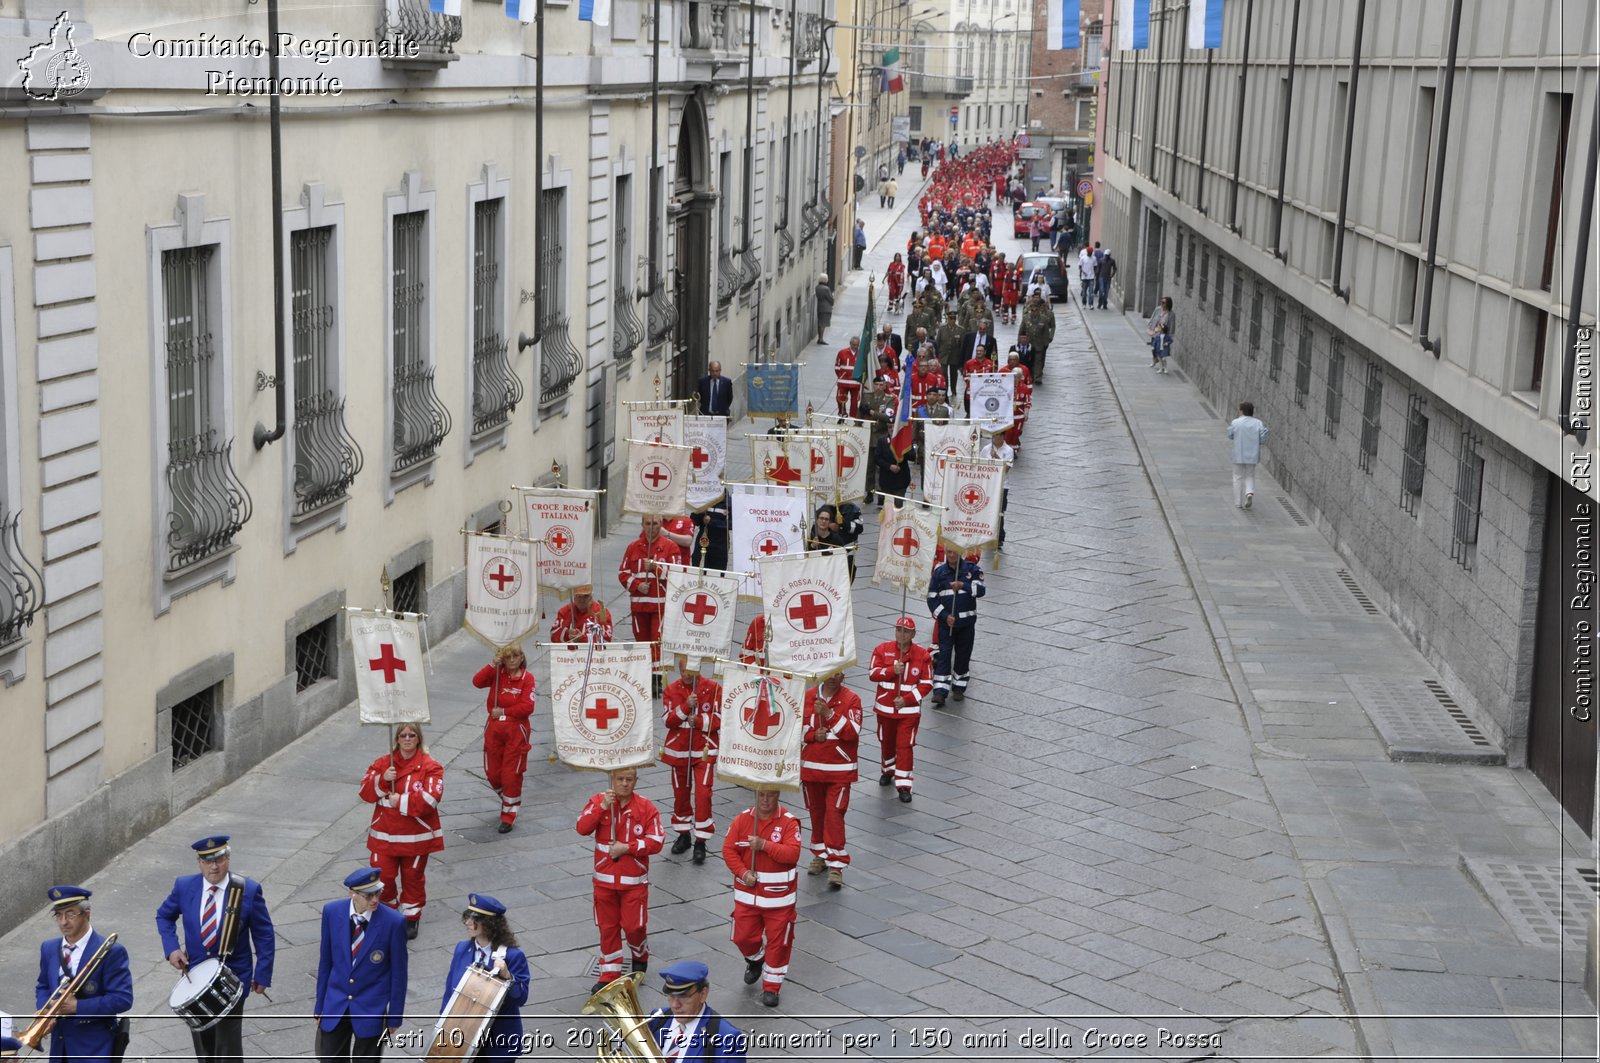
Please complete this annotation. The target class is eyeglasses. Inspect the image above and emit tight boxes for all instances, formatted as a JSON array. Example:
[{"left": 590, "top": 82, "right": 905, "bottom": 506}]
[{"left": 397, "top": 733, "right": 420, "bottom": 740}]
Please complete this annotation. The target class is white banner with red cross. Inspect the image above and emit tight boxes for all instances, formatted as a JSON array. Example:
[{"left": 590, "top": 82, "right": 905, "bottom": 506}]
[
  {"left": 550, "top": 642, "right": 656, "bottom": 770},
  {"left": 757, "top": 550, "right": 857, "bottom": 676},
  {"left": 748, "top": 435, "right": 811, "bottom": 491},
  {"left": 349, "top": 610, "right": 431, "bottom": 725},
  {"left": 921, "top": 420, "right": 979, "bottom": 501},
  {"left": 659, "top": 565, "right": 741, "bottom": 663},
  {"left": 683, "top": 415, "right": 728, "bottom": 511},
  {"left": 714, "top": 663, "right": 805, "bottom": 792},
  {"left": 463, "top": 532, "right": 541, "bottom": 648},
  {"left": 810, "top": 413, "right": 873, "bottom": 503},
  {"left": 939, "top": 455, "right": 1008, "bottom": 552},
  {"left": 873, "top": 499, "right": 942, "bottom": 597},
  {"left": 623, "top": 439, "right": 692, "bottom": 516},
  {"left": 519, "top": 487, "right": 598, "bottom": 593},
  {"left": 967, "top": 372, "right": 1016, "bottom": 434},
  {"left": 727, "top": 483, "right": 809, "bottom": 599},
  {"left": 788, "top": 430, "right": 840, "bottom": 500},
  {"left": 627, "top": 405, "right": 685, "bottom": 447}
]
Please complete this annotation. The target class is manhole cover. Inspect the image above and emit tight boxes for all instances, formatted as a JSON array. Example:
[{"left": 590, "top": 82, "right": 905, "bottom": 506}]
[
  {"left": 1344, "top": 675, "right": 1505, "bottom": 764},
  {"left": 1461, "top": 856, "right": 1596, "bottom": 950},
  {"left": 1278, "top": 569, "right": 1376, "bottom": 619}
]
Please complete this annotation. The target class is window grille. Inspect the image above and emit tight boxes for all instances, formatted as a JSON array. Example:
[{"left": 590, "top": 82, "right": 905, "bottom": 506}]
[
  {"left": 537, "top": 189, "right": 581, "bottom": 404},
  {"left": 1247, "top": 286, "right": 1263, "bottom": 359},
  {"left": 1450, "top": 429, "right": 1484, "bottom": 568},
  {"left": 391, "top": 210, "right": 450, "bottom": 470},
  {"left": 1185, "top": 237, "right": 1195, "bottom": 295},
  {"left": 1174, "top": 229, "right": 1184, "bottom": 280},
  {"left": 1199, "top": 248, "right": 1209, "bottom": 304},
  {"left": 1324, "top": 338, "right": 1345, "bottom": 439},
  {"left": 0, "top": 506, "right": 43, "bottom": 646},
  {"left": 392, "top": 563, "right": 424, "bottom": 615},
  {"left": 291, "top": 227, "right": 363, "bottom": 515},
  {"left": 471, "top": 199, "right": 523, "bottom": 434},
  {"left": 1269, "top": 296, "right": 1286, "bottom": 381},
  {"left": 1358, "top": 361, "right": 1382, "bottom": 473},
  {"left": 1293, "top": 312, "right": 1313, "bottom": 407},
  {"left": 1229, "top": 268, "right": 1243, "bottom": 340},
  {"left": 171, "top": 683, "right": 219, "bottom": 769},
  {"left": 1401, "top": 394, "right": 1428, "bottom": 513},
  {"left": 294, "top": 615, "right": 336, "bottom": 692},
  {"left": 1213, "top": 258, "right": 1226, "bottom": 322}
]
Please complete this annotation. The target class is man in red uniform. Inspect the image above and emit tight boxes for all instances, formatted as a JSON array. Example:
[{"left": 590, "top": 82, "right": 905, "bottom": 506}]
[
  {"left": 619, "top": 515, "right": 682, "bottom": 683},
  {"left": 660, "top": 657, "right": 723, "bottom": 865},
  {"left": 473, "top": 645, "right": 537, "bottom": 832},
  {"left": 868, "top": 617, "right": 935, "bottom": 802},
  {"left": 721, "top": 787, "right": 801, "bottom": 1008},
  {"left": 550, "top": 583, "right": 615, "bottom": 644},
  {"left": 739, "top": 615, "right": 767, "bottom": 667},
  {"left": 576, "top": 767, "right": 664, "bottom": 994},
  {"left": 801, "top": 672, "right": 863, "bottom": 889},
  {"left": 834, "top": 337, "right": 862, "bottom": 417}
]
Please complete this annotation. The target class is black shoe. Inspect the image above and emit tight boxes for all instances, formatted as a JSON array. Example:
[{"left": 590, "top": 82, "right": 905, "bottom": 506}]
[
  {"left": 931, "top": 691, "right": 947, "bottom": 707},
  {"left": 591, "top": 980, "right": 608, "bottom": 995},
  {"left": 879, "top": 772, "right": 893, "bottom": 787},
  {"left": 744, "top": 959, "right": 763, "bottom": 985},
  {"left": 898, "top": 790, "right": 913, "bottom": 803},
  {"left": 405, "top": 920, "right": 419, "bottom": 941},
  {"left": 692, "top": 840, "right": 707, "bottom": 865},
  {"left": 952, "top": 688, "right": 965, "bottom": 702},
  {"left": 761, "top": 990, "right": 781, "bottom": 1007},
  {"left": 671, "top": 833, "right": 693, "bottom": 855},
  {"left": 633, "top": 959, "right": 648, "bottom": 974},
  {"left": 497, "top": 821, "right": 513, "bottom": 834}
]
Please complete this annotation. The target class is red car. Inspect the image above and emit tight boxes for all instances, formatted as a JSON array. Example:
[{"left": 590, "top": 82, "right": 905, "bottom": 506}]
[{"left": 1013, "top": 202, "right": 1052, "bottom": 239}]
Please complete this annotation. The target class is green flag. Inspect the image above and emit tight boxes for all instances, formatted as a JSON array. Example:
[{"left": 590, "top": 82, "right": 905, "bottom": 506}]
[
  {"left": 854, "top": 281, "right": 875, "bottom": 385},
  {"left": 882, "top": 47, "right": 900, "bottom": 66}
]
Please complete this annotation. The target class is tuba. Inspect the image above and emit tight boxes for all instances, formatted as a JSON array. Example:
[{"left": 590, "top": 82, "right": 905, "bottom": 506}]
[{"left": 580, "top": 974, "right": 667, "bottom": 1062}]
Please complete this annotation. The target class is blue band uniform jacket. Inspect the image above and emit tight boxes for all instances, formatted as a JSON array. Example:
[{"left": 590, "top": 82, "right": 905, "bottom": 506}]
[
  {"left": 439, "top": 941, "right": 531, "bottom": 1061},
  {"left": 155, "top": 872, "right": 276, "bottom": 989},
  {"left": 645, "top": 1005, "right": 747, "bottom": 1062},
  {"left": 314, "top": 900, "right": 409, "bottom": 1038},
  {"left": 34, "top": 931, "right": 133, "bottom": 1063}
]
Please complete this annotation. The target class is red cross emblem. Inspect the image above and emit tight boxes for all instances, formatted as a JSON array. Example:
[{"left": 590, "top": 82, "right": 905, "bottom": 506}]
[
  {"left": 585, "top": 697, "right": 621, "bottom": 731},
  {"left": 682, "top": 593, "right": 718, "bottom": 627},
  {"left": 836, "top": 445, "right": 857, "bottom": 473},
  {"left": 488, "top": 564, "right": 515, "bottom": 591},
  {"left": 810, "top": 448, "right": 827, "bottom": 472},
  {"left": 547, "top": 525, "right": 574, "bottom": 555},
  {"left": 483, "top": 557, "right": 520, "bottom": 599},
  {"left": 742, "top": 689, "right": 783, "bottom": 739},
  {"left": 641, "top": 462, "right": 672, "bottom": 490},
  {"left": 765, "top": 455, "right": 802, "bottom": 486},
  {"left": 786, "top": 592, "right": 831, "bottom": 633},
  {"left": 690, "top": 446, "right": 712, "bottom": 471},
  {"left": 754, "top": 534, "right": 785, "bottom": 557},
  {"left": 892, "top": 528, "right": 920, "bottom": 556},
  {"left": 957, "top": 482, "right": 988, "bottom": 513},
  {"left": 368, "top": 644, "right": 407, "bottom": 684}
]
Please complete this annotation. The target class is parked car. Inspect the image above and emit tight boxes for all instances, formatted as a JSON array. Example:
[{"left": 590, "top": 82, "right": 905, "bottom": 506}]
[
  {"left": 1035, "top": 194, "right": 1073, "bottom": 232},
  {"left": 1017, "top": 251, "right": 1072, "bottom": 303},
  {"left": 1013, "top": 201, "right": 1053, "bottom": 238}
]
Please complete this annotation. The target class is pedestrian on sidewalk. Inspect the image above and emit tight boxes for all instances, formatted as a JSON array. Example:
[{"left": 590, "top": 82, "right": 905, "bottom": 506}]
[
  {"left": 886, "top": 177, "right": 898, "bottom": 209},
  {"left": 1097, "top": 249, "right": 1117, "bottom": 309},
  {"left": 359, "top": 726, "right": 445, "bottom": 935},
  {"left": 474, "top": 646, "right": 536, "bottom": 833},
  {"left": 814, "top": 272, "right": 833, "bottom": 344},
  {"left": 852, "top": 220, "right": 867, "bottom": 270},
  {"left": 1147, "top": 296, "right": 1175, "bottom": 372},
  {"left": 1078, "top": 245, "right": 1097, "bottom": 305},
  {"left": 576, "top": 767, "right": 663, "bottom": 992},
  {"left": 1228, "top": 401, "right": 1269, "bottom": 510},
  {"left": 878, "top": 176, "right": 890, "bottom": 209},
  {"left": 441, "top": 894, "right": 531, "bottom": 1061},
  {"left": 897, "top": 147, "right": 907, "bottom": 174}
]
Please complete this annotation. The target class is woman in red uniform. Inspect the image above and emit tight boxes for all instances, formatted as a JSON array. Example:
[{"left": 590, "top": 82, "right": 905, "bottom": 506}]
[
  {"left": 473, "top": 644, "right": 537, "bottom": 834},
  {"left": 359, "top": 724, "right": 445, "bottom": 937},
  {"left": 999, "top": 257, "right": 1020, "bottom": 325},
  {"left": 886, "top": 253, "right": 906, "bottom": 313}
]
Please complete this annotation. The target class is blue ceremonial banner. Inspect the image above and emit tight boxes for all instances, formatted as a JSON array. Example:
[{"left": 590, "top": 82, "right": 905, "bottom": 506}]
[
  {"left": 1132, "top": 0, "right": 1151, "bottom": 49},
  {"left": 429, "top": 0, "right": 462, "bottom": 13},
  {"left": 1188, "top": 0, "right": 1224, "bottom": 49},
  {"left": 745, "top": 363, "right": 802, "bottom": 419},
  {"left": 1047, "top": 0, "right": 1081, "bottom": 51},
  {"left": 579, "top": 0, "right": 612, "bottom": 24},
  {"left": 505, "top": 0, "right": 535, "bottom": 22}
]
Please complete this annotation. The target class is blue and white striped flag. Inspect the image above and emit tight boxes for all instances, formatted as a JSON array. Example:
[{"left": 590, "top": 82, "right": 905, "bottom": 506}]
[
  {"left": 505, "top": 0, "right": 535, "bottom": 23},
  {"left": 1046, "top": 0, "right": 1081, "bottom": 50},
  {"left": 1116, "top": 0, "right": 1151, "bottom": 50},
  {"left": 579, "top": 0, "right": 611, "bottom": 26},
  {"left": 1188, "top": 0, "right": 1224, "bottom": 48},
  {"left": 429, "top": 0, "right": 463, "bottom": 14}
]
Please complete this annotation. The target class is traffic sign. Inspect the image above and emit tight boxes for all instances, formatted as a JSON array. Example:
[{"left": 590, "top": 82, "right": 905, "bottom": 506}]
[
  {"left": 1077, "top": 179, "right": 1093, "bottom": 197},
  {"left": 1082, "top": 191, "right": 1094, "bottom": 206}
]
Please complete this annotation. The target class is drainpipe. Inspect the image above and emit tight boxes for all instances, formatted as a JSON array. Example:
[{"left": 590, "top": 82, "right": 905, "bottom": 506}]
[
  {"left": 1196, "top": 52, "right": 1213, "bottom": 214},
  {"left": 1330, "top": 0, "right": 1368, "bottom": 302},
  {"left": 252, "top": 0, "right": 287, "bottom": 450},
  {"left": 1168, "top": 0, "right": 1187, "bottom": 193},
  {"left": 1226, "top": 0, "right": 1254, "bottom": 232},
  {"left": 1270, "top": 0, "right": 1302, "bottom": 258},
  {"left": 1417, "top": 0, "right": 1464, "bottom": 355}
]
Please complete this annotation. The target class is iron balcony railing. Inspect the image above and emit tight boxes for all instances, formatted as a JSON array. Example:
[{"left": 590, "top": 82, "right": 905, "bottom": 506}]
[
  {"left": 738, "top": 244, "right": 761, "bottom": 291},
  {"left": 392, "top": 361, "right": 452, "bottom": 471},
  {"left": 0, "top": 505, "right": 43, "bottom": 647},
  {"left": 907, "top": 72, "right": 974, "bottom": 98},
  {"left": 717, "top": 243, "right": 739, "bottom": 305},
  {"left": 166, "top": 430, "right": 254, "bottom": 572},
  {"left": 378, "top": 0, "right": 461, "bottom": 65},
  {"left": 538, "top": 313, "right": 582, "bottom": 406},
  {"left": 647, "top": 273, "right": 678, "bottom": 345},
  {"left": 293, "top": 389, "right": 364, "bottom": 516},
  {"left": 471, "top": 331, "right": 524, "bottom": 434},
  {"left": 613, "top": 283, "right": 645, "bottom": 364},
  {"left": 776, "top": 225, "right": 796, "bottom": 269}
]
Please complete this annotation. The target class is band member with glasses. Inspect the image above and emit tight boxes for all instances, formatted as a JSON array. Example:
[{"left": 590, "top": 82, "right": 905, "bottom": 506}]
[{"left": 439, "top": 894, "right": 530, "bottom": 1062}]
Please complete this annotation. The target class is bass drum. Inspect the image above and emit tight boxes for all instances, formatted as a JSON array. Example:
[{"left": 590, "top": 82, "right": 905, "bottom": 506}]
[
  {"left": 427, "top": 966, "right": 509, "bottom": 1062},
  {"left": 168, "top": 958, "right": 245, "bottom": 1032}
]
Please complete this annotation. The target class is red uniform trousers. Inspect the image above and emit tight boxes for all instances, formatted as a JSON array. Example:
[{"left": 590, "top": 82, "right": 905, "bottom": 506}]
[
  {"left": 369, "top": 852, "right": 430, "bottom": 922},
  {"left": 592, "top": 884, "right": 650, "bottom": 982},
  {"left": 668, "top": 761, "right": 717, "bottom": 840},
  {"left": 802, "top": 781, "right": 853, "bottom": 868},
  {"left": 876, "top": 713, "right": 921, "bottom": 792},
  {"left": 731, "top": 903, "right": 797, "bottom": 993},
  {"left": 631, "top": 608, "right": 663, "bottom": 666},
  {"left": 483, "top": 717, "right": 530, "bottom": 824}
]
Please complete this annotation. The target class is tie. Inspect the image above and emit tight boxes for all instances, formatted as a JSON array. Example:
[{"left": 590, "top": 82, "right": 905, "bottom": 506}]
[
  {"left": 60, "top": 942, "right": 74, "bottom": 977},
  {"left": 476, "top": 947, "right": 490, "bottom": 970},
  {"left": 350, "top": 916, "right": 366, "bottom": 959},
  {"left": 200, "top": 886, "right": 220, "bottom": 950}
]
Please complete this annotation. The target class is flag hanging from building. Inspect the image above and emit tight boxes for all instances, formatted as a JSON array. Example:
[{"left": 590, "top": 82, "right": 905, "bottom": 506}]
[
  {"left": 873, "top": 500, "right": 941, "bottom": 598},
  {"left": 1047, "top": 0, "right": 1081, "bottom": 50},
  {"left": 350, "top": 610, "right": 431, "bottom": 725},
  {"left": 578, "top": 0, "right": 612, "bottom": 26},
  {"left": 1117, "top": 0, "right": 1151, "bottom": 49},
  {"left": 880, "top": 47, "right": 904, "bottom": 93},
  {"left": 623, "top": 440, "right": 692, "bottom": 515},
  {"left": 464, "top": 532, "right": 540, "bottom": 648},
  {"left": 745, "top": 363, "right": 802, "bottom": 419},
  {"left": 759, "top": 551, "right": 857, "bottom": 676},
  {"left": 1188, "top": 0, "right": 1224, "bottom": 49},
  {"left": 504, "top": 0, "right": 535, "bottom": 23},
  {"left": 727, "top": 483, "right": 809, "bottom": 598},
  {"left": 550, "top": 642, "right": 655, "bottom": 770},
  {"left": 429, "top": 0, "right": 463, "bottom": 14},
  {"left": 716, "top": 664, "right": 806, "bottom": 792},
  {"left": 521, "top": 487, "right": 597, "bottom": 592},
  {"left": 660, "top": 566, "right": 741, "bottom": 663},
  {"left": 683, "top": 415, "right": 728, "bottom": 511},
  {"left": 922, "top": 420, "right": 979, "bottom": 501},
  {"left": 939, "top": 456, "right": 1008, "bottom": 553}
]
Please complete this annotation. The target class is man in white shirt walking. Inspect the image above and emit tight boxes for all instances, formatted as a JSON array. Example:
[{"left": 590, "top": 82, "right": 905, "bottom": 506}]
[{"left": 1228, "top": 402, "right": 1269, "bottom": 509}]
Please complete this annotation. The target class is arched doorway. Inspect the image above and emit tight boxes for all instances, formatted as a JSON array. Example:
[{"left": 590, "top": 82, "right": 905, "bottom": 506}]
[{"left": 671, "top": 96, "right": 714, "bottom": 401}]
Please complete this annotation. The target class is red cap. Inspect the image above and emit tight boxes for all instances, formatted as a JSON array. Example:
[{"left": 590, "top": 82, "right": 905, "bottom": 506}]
[{"left": 894, "top": 617, "right": 917, "bottom": 633}]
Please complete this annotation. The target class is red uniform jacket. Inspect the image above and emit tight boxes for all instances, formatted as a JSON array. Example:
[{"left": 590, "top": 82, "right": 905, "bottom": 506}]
[
  {"left": 660, "top": 677, "right": 723, "bottom": 765},
  {"left": 473, "top": 665, "right": 536, "bottom": 722},
  {"left": 722, "top": 806, "right": 803, "bottom": 910},
  {"left": 576, "top": 793, "right": 664, "bottom": 889},
  {"left": 868, "top": 641, "right": 935, "bottom": 717},
  {"left": 360, "top": 751, "right": 445, "bottom": 855},
  {"left": 619, "top": 533, "right": 682, "bottom": 614},
  {"left": 550, "top": 601, "right": 615, "bottom": 644},
  {"left": 739, "top": 615, "right": 767, "bottom": 666},
  {"left": 801, "top": 685, "right": 863, "bottom": 783}
]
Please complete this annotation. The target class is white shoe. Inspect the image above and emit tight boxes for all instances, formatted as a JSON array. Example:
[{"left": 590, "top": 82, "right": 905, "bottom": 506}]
[{"left": 1244, "top": 493, "right": 1253, "bottom": 509}]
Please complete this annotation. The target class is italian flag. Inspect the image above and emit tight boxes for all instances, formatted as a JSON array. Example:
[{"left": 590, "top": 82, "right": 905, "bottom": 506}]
[{"left": 881, "top": 48, "right": 904, "bottom": 94}]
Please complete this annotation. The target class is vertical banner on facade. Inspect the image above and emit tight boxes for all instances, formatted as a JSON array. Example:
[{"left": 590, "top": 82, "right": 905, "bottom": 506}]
[
  {"left": 623, "top": 439, "right": 692, "bottom": 516},
  {"left": 683, "top": 415, "right": 728, "bottom": 511},
  {"left": 811, "top": 413, "right": 871, "bottom": 502},
  {"left": 749, "top": 435, "right": 810, "bottom": 490},
  {"left": 715, "top": 664, "right": 805, "bottom": 792},
  {"left": 463, "top": 532, "right": 541, "bottom": 648},
  {"left": 873, "top": 501, "right": 942, "bottom": 597},
  {"left": 758, "top": 551, "right": 857, "bottom": 676},
  {"left": 967, "top": 372, "right": 1016, "bottom": 434},
  {"left": 660, "top": 566, "right": 741, "bottom": 662},
  {"left": 520, "top": 488, "right": 597, "bottom": 592},
  {"left": 744, "top": 363, "right": 802, "bottom": 419},
  {"left": 349, "top": 611, "right": 431, "bottom": 725},
  {"left": 939, "top": 457, "right": 1008, "bottom": 553},
  {"left": 549, "top": 642, "right": 655, "bottom": 770},
  {"left": 627, "top": 405, "right": 685, "bottom": 447},
  {"left": 921, "top": 420, "right": 980, "bottom": 501},
  {"left": 727, "top": 483, "right": 809, "bottom": 599}
]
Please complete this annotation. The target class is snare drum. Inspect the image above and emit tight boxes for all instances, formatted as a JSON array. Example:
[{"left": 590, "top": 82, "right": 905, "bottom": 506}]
[
  {"left": 168, "top": 958, "right": 245, "bottom": 1032},
  {"left": 426, "top": 966, "right": 508, "bottom": 1062}
]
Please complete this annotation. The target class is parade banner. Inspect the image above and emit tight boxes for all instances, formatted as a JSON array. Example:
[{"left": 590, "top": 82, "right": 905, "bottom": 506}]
[
  {"left": 749, "top": 435, "right": 809, "bottom": 490},
  {"left": 790, "top": 431, "right": 839, "bottom": 500},
  {"left": 939, "top": 456, "right": 1008, "bottom": 552},
  {"left": 922, "top": 420, "right": 979, "bottom": 501},
  {"left": 660, "top": 565, "right": 741, "bottom": 663},
  {"left": 744, "top": 362, "right": 802, "bottom": 419},
  {"left": 683, "top": 414, "right": 728, "bottom": 511},
  {"left": 810, "top": 414, "right": 871, "bottom": 502},
  {"left": 968, "top": 372, "right": 1016, "bottom": 434},
  {"left": 623, "top": 439, "right": 691, "bottom": 516},
  {"left": 715, "top": 663, "right": 805, "bottom": 792},
  {"left": 550, "top": 642, "right": 655, "bottom": 770},
  {"left": 520, "top": 488, "right": 596, "bottom": 592},
  {"left": 727, "top": 483, "right": 809, "bottom": 598},
  {"left": 628, "top": 405, "right": 684, "bottom": 447},
  {"left": 350, "top": 611, "right": 431, "bottom": 725},
  {"left": 463, "top": 532, "right": 540, "bottom": 648},
  {"left": 873, "top": 501, "right": 941, "bottom": 597},
  {"left": 758, "top": 550, "right": 857, "bottom": 675}
]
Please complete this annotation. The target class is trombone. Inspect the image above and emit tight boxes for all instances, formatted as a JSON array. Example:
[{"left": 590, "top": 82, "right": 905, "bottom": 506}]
[{"left": 18, "top": 931, "right": 119, "bottom": 1050}]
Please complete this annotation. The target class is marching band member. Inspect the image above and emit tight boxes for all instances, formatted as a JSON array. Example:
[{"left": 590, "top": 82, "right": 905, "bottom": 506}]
[
  {"left": 473, "top": 646, "right": 536, "bottom": 834},
  {"left": 868, "top": 618, "right": 935, "bottom": 802},
  {"left": 661, "top": 657, "right": 723, "bottom": 865},
  {"left": 576, "top": 767, "right": 664, "bottom": 994},
  {"left": 550, "top": 584, "right": 615, "bottom": 645},
  {"left": 721, "top": 788, "right": 802, "bottom": 1008},
  {"left": 646, "top": 961, "right": 748, "bottom": 1062},
  {"left": 155, "top": 836, "right": 275, "bottom": 1063},
  {"left": 32, "top": 886, "right": 132, "bottom": 1063},
  {"left": 801, "top": 672, "right": 863, "bottom": 890},
  {"left": 440, "top": 894, "right": 530, "bottom": 1062},
  {"left": 359, "top": 725, "right": 444, "bottom": 935},
  {"left": 314, "top": 869, "right": 407, "bottom": 1062}
]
